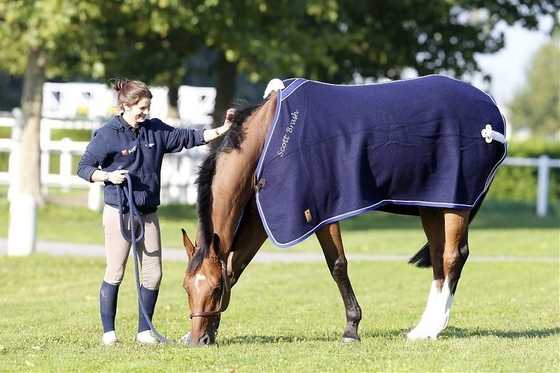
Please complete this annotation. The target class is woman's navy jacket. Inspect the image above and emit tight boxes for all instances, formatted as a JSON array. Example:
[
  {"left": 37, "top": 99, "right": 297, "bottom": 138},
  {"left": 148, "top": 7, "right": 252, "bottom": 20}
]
[{"left": 77, "top": 115, "right": 206, "bottom": 214}]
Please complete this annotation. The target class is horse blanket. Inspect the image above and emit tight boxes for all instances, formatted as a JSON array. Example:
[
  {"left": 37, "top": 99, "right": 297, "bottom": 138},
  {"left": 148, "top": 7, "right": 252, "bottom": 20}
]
[{"left": 254, "top": 75, "right": 507, "bottom": 248}]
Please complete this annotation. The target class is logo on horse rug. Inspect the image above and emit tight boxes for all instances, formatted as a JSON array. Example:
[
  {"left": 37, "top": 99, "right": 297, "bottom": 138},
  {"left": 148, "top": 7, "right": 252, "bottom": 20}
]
[{"left": 254, "top": 75, "right": 507, "bottom": 248}]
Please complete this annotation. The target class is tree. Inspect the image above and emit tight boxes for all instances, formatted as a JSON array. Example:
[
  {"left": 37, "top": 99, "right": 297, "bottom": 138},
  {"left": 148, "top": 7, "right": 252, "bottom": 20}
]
[
  {"left": 86, "top": 0, "right": 205, "bottom": 119},
  {"left": 508, "top": 33, "right": 560, "bottom": 139},
  {"left": 181, "top": 0, "right": 560, "bottom": 133},
  {"left": 1, "top": 0, "right": 558, "bottom": 255},
  {"left": 0, "top": 0, "right": 108, "bottom": 205},
  {"left": 1, "top": 0, "right": 559, "bottom": 199},
  {"left": 0, "top": 0, "right": 200, "bottom": 204},
  {"left": 0, "top": 1, "right": 99, "bottom": 254}
]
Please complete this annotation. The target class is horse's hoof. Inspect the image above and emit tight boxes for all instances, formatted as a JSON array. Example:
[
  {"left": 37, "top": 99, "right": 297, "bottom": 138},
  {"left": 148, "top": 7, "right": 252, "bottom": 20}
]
[{"left": 341, "top": 337, "right": 360, "bottom": 343}]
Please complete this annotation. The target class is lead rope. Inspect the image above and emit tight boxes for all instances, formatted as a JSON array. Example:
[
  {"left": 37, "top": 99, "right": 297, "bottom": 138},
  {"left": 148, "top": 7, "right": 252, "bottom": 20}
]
[{"left": 116, "top": 174, "right": 170, "bottom": 343}]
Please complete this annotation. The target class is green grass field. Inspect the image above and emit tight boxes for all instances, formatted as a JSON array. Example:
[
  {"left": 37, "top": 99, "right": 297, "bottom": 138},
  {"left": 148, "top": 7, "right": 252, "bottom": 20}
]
[
  {"left": 0, "top": 255, "right": 558, "bottom": 372},
  {"left": 0, "top": 198, "right": 558, "bottom": 372}
]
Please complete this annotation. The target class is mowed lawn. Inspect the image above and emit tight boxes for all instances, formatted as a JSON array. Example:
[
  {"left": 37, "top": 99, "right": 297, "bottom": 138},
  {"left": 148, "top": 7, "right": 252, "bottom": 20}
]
[
  {"left": 0, "top": 199, "right": 558, "bottom": 372},
  {"left": 0, "top": 255, "right": 557, "bottom": 372}
]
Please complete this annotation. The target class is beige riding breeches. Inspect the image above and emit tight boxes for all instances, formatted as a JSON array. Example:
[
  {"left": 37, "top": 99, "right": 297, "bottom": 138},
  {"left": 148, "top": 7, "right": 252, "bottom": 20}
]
[{"left": 102, "top": 205, "right": 163, "bottom": 290}]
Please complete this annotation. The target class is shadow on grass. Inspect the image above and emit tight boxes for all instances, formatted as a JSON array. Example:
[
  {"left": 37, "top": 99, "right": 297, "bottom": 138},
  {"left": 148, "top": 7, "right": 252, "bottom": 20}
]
[
  {"left": 220, "top": 333, "right": 355, "bottom": 345},
  {"left": 219, "top": 326, "right": 560, "bottom": 345},
  {"left": 443, "top": 326, "right": 560, "bottom": 339},
  {"left": 220, "top": 329, "right": 405, "bottom": 345}
]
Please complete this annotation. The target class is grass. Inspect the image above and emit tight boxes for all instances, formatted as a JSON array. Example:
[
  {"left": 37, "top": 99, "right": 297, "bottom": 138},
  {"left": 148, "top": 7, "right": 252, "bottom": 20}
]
[
  {"left": 0, "top": 193, "right": 558, "bottom": 371},
  {"left": 0, "top": 255, "right": 558, "bottom": 372}
]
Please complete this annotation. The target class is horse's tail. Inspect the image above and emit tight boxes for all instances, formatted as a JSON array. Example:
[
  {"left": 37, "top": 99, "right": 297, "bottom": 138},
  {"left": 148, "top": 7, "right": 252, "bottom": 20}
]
[
  {"left": 408, "top": 242, "right": 432, "bottom": 268},
  {"left": 408, "top": 195, "right": 486, "bottom": 268}
]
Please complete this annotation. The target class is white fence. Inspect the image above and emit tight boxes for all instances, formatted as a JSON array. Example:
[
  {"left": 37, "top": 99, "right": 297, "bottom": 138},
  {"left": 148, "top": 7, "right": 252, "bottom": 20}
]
[
  {"left": 0, "top": 109, "right": 209, "bottom": 211},
  {"left": 502, "top": 156, "right": 560, "bottom": 217},
  {"left": 1, "top": 112, "right": 559, "bottom": 215},
  {"left": 42, "top": 82, "right": 216, "bottom": 125}
]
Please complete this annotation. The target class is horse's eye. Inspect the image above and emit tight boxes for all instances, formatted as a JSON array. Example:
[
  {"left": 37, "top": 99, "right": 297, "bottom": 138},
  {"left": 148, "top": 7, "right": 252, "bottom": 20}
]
[{"left": 212, "top": 286, "right": 222, "bottom": 298}]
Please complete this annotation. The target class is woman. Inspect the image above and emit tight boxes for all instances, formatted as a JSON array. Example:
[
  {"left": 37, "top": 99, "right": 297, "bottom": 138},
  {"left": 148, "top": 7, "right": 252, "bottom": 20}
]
[{"left": 77, "top": 78, "right": 234, "bottom": 345}]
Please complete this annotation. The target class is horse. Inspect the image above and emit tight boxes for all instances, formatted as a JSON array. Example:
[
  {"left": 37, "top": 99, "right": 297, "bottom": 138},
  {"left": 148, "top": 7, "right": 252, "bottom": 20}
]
[{"left": 180, "top": 75, "right": 507, "bottom": 346}]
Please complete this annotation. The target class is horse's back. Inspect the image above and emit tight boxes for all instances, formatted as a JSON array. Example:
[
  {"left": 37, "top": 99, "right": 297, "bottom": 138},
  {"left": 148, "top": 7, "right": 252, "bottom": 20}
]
[{"left": 302, "top": 75, "right": 504, "bottom": 136}]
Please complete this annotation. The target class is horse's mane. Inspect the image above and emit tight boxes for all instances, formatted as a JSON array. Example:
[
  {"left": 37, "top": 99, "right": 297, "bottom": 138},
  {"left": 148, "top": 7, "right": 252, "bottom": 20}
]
[{"left": 187, "top": 99, "right": 265, "bottom": 275}]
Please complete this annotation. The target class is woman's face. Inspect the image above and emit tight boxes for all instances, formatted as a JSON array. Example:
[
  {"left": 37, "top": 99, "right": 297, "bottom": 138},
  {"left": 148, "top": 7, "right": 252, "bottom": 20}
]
[{"left": 123, "top": 97, "right": 151, "bottom": 126}]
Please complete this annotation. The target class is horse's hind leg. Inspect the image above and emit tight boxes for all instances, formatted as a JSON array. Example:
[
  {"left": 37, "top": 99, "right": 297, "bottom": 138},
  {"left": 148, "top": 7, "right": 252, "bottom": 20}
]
[
  {"left": 407, "top": 208, "right": 470, "bottom": 340},
  {"left": 315, "top": 222, "right": 362, "bottom": 342}
]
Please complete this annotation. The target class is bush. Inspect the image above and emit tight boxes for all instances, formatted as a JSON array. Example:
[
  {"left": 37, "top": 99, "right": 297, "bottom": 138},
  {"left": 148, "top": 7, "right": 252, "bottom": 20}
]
[{"left": 487, "top": 140, "right": 560, "bottom": 205}]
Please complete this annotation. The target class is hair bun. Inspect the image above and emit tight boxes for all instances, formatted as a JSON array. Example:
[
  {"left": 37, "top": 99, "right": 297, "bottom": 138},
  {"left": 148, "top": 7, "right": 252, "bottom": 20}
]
[{"left": 109, "top": 78, "right": 130, "bottom": 92}]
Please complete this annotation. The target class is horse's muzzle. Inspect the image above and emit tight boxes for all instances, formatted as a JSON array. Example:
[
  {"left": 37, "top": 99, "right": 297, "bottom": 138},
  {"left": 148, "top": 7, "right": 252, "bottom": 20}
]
[
  {"left": 182, "top": 315, "right": 220, "bottom": 346},
  {"left": 180, "top": 331, "right": 217, "bottom": 346}
]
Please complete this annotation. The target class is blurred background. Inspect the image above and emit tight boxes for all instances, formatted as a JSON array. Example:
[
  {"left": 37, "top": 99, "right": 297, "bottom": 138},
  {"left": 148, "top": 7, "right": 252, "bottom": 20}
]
[{"left": 0, "top": 0, "right": 558, "bottom": 216}]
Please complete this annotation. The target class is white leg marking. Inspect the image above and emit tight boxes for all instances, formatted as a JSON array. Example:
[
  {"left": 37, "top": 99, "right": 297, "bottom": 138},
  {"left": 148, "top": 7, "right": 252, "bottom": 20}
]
[
  {"left": 194, "top": 274, "right": 206, "bottom": 294},
  {"left": 407, "top": 278, "right": 454, "bottom": 340}
]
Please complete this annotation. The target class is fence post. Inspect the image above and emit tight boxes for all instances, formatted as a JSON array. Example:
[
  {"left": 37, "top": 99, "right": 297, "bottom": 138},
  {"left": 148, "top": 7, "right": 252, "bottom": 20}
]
[
  {"left": 536, "top": 155, "right": 550, "bottom": 217},
  {"left": 59, "top": 137, "right": 73, "bottom": 192},
  {"left": 7, "top": 108, "right": 37, "bottom": 256},
  {"left": 7, "top": 193, "right": 37, "bottom": 256},
  {"left": 7, "top": 108, "right": 23, "bottom": 202},
  {"left": 88, "top": 182, "right": 102, "bottom": 211},
  {"left": 40, "top": 119, "right": 51, "bottom": 196}
]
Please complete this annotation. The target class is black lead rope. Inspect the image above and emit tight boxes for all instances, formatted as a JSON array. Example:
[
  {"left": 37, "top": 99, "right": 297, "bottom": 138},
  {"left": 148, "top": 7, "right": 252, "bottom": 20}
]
[{"left": 116, "top": 174, "right": 170, "bottom": 344}]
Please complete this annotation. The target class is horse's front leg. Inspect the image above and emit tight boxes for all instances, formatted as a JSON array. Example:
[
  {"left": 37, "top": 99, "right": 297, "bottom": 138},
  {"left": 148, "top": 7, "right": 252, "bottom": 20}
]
[
  {"left": 408, "top": 207, "right": 470, "bottom": 340},
  {"left": 315, "top": 222, "right": 362, "bottom": 342}
]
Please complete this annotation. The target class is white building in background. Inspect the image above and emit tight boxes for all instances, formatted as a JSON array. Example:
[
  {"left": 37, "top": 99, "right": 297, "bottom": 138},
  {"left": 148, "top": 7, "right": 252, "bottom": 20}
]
[{"left": 42, "top": 82, "right": 216, "bottom": 127}]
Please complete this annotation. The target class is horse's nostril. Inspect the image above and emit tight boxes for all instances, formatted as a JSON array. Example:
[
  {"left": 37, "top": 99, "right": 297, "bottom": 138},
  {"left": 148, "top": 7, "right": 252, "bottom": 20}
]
[{"left": 200, "top": 334, "right": 210, "bottom": 345}]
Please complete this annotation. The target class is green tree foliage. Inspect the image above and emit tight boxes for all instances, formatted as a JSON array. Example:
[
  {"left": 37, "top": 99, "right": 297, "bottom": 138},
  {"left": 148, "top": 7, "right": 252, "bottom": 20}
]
[
  {"left": 0, "top": 0, "right": 106, "bottom": 204},
  {"left": 200, "top": 0, "right": 560, "bottom": 84},
  {"left": 85, "top": 0, "right": 205, "bottom": 118},
  {"left": 0, "top": 0, "right": 559, "bottom": 202},
  {"left": 508, "top": 34, "right": 560, "bottom": 139},
  {"left": 173, "top": 0, "right": 560, "bottom": 130}
]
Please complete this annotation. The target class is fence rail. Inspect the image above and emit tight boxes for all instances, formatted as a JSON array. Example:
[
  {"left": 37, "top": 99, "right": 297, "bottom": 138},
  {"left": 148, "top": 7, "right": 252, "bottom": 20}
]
[{"left": 1, "top": 113, "right": 558, "bottom": 216}]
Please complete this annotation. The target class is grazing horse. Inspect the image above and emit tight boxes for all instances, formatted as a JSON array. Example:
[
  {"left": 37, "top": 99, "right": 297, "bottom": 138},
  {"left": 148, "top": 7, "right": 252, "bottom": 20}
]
[{"left": 181, "top": 75, "right": 507, "bottom": 346}]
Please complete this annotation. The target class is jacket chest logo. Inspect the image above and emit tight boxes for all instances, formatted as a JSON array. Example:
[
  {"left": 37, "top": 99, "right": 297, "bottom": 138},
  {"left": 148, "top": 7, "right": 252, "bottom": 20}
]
[{"left": 121, "top": 145, "right": 137, "bottom": 156}]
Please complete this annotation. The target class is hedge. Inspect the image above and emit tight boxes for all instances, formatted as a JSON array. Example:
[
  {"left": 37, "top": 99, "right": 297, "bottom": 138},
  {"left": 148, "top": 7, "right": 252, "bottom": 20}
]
[{"left": 487, "top": 140, "right": 559, "bottom": 205}]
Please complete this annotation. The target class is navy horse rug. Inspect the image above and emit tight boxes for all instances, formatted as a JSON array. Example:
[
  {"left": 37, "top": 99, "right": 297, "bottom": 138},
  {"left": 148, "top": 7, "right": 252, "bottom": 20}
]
[{"left": 254, "top": 75, "right": 507, "bottom": 248}]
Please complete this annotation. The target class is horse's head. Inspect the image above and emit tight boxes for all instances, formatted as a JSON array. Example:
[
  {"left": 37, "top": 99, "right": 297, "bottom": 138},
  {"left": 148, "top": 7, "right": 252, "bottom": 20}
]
[{"left": 181, "top": 229, "right": 232, "bottom": 346}]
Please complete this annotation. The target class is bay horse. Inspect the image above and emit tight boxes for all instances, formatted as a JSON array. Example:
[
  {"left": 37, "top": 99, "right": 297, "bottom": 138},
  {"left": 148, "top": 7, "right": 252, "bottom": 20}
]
[{"left": 181, "top": 75, "right": 507, "bottom": 346}]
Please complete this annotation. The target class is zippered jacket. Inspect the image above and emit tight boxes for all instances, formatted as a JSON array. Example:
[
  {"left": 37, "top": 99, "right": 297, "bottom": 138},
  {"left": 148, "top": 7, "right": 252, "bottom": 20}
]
[{"left": 77, "top": 115, "right": 206, "bottom": 213}]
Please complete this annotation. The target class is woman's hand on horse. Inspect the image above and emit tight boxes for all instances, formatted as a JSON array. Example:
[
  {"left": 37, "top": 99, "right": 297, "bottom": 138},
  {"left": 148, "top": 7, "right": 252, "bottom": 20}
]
[
  {"left": 206, "top": 109, "right": 236, "bottom": 141},
  {"left": 223, "top": 109, "right": 235, "bottom": 132}
]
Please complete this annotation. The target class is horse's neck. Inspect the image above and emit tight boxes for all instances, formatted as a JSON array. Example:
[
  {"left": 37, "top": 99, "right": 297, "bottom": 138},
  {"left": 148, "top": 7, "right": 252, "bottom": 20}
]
[
  {"left": 229, "top": 196, "right": 267, "bottom": 285},
  {"left": 213, "top": 97, "right": 277, "bottom": 255}
]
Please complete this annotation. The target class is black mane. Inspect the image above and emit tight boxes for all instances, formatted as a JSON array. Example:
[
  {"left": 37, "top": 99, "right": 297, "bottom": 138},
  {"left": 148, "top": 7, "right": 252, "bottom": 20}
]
[{"left": 187, "top": 100, "right": 264, "bottom": 275}]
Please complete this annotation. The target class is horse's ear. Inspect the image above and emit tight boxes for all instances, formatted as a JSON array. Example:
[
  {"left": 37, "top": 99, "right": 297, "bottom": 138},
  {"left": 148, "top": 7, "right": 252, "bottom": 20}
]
[{"left": 181, "top": 228, "right": 195, "bottom": 259}]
